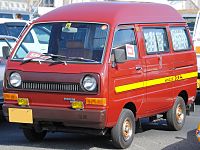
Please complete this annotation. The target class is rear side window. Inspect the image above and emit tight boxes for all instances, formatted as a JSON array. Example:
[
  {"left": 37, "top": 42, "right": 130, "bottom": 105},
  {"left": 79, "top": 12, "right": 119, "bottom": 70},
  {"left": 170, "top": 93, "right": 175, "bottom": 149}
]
[
  {"left": 112, "top": 29, "right": 138, "bottom": 60},
  {"left": 143, "top": 28, "right": 169, "bottom": 54},
  {"left": 170, "top": 27, "right": 191, "bottom": 51},
  {"left": 0, "top": 13, "right": 13, "bottom": 19},
  {"left": 0, "top": 24, "right": 7, "bottom": 35}
]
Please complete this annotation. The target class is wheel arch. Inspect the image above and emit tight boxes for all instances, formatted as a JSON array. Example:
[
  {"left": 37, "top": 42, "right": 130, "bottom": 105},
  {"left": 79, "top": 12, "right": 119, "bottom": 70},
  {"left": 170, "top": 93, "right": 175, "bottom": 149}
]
[
  {"left": 178, "top": 90, "right": 188, "bottom": 105},
  {"left": 123, "top": 102, "right": 137, "bottom": 118}
]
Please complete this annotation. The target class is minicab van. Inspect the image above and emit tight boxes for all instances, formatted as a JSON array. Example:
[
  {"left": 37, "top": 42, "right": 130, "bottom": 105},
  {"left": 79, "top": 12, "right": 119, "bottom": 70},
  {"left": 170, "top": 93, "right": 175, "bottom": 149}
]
[{"left": 2, "top": 2, "right": 197, "bottom": 149}]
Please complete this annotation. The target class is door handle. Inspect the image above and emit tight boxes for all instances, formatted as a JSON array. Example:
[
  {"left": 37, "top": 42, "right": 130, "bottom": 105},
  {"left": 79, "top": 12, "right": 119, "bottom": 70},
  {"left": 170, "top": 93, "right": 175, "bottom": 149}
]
[{"left": 135, "top": 66, "right": 142, "bottom": 71}]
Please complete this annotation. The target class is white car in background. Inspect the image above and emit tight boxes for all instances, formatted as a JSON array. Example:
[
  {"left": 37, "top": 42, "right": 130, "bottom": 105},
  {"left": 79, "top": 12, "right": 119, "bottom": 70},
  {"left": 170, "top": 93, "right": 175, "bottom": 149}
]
[
  {"left": 0, "top": 18, "right": 29, "bottom": 38},
  {"left": 0, "top": 18, "right": 50, "bottom": 55}
]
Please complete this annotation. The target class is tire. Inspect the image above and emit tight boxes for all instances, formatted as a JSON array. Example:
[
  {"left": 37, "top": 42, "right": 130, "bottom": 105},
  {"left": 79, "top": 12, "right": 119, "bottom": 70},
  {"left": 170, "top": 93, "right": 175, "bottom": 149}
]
[
  {"left": 23, "top": 128, "right": 47, "bottom": 142},
  {"left": 111, "top": 109, "right": 135, "bottom": 149},
  {"left": 166, "top": 96, "right": 186, "bottom": 131}
]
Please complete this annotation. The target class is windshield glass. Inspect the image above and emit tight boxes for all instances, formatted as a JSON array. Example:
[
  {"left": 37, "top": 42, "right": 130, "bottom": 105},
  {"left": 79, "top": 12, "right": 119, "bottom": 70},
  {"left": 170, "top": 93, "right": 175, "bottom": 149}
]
[{"left": 12, "top": 22, "right": 109, "bottom": 63}]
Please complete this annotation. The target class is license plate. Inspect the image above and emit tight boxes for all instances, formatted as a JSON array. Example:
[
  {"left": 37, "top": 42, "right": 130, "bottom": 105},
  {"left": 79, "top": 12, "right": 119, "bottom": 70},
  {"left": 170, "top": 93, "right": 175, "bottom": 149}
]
[
  {"left": 71, "top": 101, "right": 84, "bottom": 109},
  {"left": 197, "top": 79, "right": 200, "bottom": 88},
  {"left": 8, "top": 108, "right": 33, "bottom": 124},
  {"left": 18, "top": 98, "right": 29, "bottom": 106}
]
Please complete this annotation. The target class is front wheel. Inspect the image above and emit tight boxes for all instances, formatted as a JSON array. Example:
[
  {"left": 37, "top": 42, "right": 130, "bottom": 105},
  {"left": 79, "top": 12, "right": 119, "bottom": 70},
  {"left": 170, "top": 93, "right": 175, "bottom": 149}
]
[
  {"left": 166, "top": 96, "right": 186, "bottom": 131},
  {"left": 23, "top": 128, "right": 47, "bottom": 142},
  {"left": 111, "top": 109, "right": 135, "bottom": 149}
]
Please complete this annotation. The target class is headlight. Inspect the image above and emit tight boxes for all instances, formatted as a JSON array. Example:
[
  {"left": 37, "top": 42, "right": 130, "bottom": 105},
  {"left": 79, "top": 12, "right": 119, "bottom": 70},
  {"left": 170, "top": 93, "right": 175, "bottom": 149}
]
[
  {"left": 10, "top": 72, "right": 22, "bottom": 88},
  {"left": 82, "top": 75, "right": 97, "bottom": 92}
]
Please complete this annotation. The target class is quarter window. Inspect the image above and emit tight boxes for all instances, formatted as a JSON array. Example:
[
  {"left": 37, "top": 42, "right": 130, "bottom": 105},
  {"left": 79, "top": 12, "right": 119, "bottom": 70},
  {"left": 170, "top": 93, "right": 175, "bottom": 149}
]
[
  {"left": 112, "top": 29, "right": 138, "bottom": 60},
  {"left": 170, "top": 27, "right": 191, "bottom": 51},
  {"left": 143, "top": 28, "right": 169, "bottom": 54}
]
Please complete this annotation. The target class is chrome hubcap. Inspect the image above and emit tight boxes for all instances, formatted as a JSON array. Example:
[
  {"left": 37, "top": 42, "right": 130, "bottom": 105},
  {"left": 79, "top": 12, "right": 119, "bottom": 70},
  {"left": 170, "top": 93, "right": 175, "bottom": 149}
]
[
  {"left": 122, "top": 118, "right": 133, "bottom": 141},
  {"left": 176, "top": 104, "right": 184, "bottom": 124}
]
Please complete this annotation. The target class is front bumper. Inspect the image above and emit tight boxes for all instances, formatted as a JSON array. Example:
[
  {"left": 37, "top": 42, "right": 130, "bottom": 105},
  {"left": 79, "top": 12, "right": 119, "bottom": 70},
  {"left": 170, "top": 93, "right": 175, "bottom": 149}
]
[{"left": 3, "top": 104, "right": 106, "bottom": 129}]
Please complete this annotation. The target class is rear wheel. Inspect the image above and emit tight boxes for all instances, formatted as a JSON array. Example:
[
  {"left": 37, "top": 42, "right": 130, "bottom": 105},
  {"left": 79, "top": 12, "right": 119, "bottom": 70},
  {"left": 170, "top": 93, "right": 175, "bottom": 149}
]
[
  {"left": 23, "top": 128, "right": 47, "bottom": 142},
  {"left": 111, "top": 109, "right": 135, "bottom": 149},
  {"left": 166, "top": 96, "right": 186, "bottom": 131}
]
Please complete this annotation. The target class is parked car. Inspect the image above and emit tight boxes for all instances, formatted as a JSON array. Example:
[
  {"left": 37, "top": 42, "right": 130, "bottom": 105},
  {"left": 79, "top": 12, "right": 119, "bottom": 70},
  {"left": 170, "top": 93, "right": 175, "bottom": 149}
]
[
  {"left": 0, "top": 18, "right": 29, "bottom": 38},
  {"left": 0, "top": 35, "right": 17, "bottom": 107}
]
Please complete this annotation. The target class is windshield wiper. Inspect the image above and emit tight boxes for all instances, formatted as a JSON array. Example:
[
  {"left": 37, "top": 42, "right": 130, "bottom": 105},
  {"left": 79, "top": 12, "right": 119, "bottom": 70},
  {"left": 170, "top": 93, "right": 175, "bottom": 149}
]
[
  {"left": 67, "top": 57, "right": 98, "bottom": 62},
  {"left": 42, "top": 53, "right": 66, "bottom": 61},
  {"left": 21, "top": 55, "right": 50, "bottom": 65},
  {"left": 21, "top": 53, "right": 66, "bottom": 65},
  {"left": 49, "top": 57, "right": 98, "bottom": 66},
  {"left": 49, "top": 60, "right": 67, "bottom": 66}
]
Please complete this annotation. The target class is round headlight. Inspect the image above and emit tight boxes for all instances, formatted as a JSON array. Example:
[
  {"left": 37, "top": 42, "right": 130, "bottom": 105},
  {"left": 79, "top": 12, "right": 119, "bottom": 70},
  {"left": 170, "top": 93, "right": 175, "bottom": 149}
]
[
  {"left": 82, "top": 76, "right": 97, "bottom": 92},
  {"left": 10, "top": 72, "right": 22, "bottom": 88}
]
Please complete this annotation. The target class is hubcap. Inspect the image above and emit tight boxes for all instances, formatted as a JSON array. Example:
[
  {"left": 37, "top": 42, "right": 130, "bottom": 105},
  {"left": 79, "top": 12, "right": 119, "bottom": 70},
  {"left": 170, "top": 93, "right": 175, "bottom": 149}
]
[
  {"left": 176, "top": 104, "right": 184, "bottom": 124},
  {"left": 122, "top": 118, "right": 133, "bottom": 141}
]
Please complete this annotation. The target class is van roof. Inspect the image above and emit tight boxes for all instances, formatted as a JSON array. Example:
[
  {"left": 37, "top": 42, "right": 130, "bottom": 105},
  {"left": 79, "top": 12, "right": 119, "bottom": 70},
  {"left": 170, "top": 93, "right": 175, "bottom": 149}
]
[{"left": 36, "top": 2, "right": 185, "bottom": 26}]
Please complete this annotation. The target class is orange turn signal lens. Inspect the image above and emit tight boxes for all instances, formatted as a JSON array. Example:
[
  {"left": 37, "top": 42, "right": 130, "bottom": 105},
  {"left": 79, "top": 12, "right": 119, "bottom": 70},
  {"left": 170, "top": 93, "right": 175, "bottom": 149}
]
[
  {"left": 85, "top": 98, "right": 106, "bottom": 106},
  {"left": 3, "top": 93, "right": 18, "bottom": 100}
]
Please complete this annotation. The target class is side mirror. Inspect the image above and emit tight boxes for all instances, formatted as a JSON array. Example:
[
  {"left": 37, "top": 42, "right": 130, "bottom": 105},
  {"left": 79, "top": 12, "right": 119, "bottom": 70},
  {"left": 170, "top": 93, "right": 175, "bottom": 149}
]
[
  {"left": 2, "top": 46, "right": 10, "bottom": 59},
  {"left": 113, "top": 49, "right": 126, "bottom": 63}
]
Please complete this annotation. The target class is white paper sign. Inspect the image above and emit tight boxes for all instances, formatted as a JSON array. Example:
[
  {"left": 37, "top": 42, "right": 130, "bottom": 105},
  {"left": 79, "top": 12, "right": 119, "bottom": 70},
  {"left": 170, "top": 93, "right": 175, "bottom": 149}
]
[{"left": 126, "top": 44, "right": 135, "bottom": 58}]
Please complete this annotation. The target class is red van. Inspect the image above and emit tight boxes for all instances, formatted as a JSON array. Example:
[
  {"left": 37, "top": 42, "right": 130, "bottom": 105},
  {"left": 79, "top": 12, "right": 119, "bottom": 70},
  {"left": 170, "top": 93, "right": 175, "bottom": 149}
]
[{"left": 2, "top": 2, "right": 197, "bottom": 149}]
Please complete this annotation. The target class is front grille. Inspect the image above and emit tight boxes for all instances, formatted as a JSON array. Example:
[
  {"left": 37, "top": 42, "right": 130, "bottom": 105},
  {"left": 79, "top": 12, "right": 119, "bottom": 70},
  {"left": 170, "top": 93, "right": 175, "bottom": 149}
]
[{"left": 22, "top": 82, "right": 81, "bottom": 92}]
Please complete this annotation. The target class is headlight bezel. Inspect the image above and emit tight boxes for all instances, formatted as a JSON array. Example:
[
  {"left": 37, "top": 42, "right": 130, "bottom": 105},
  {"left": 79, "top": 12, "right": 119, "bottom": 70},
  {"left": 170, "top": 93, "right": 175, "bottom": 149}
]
[
  {"left": 9, "top": 72, "right": 22, "bottom": 88},
  {"left": 81, "top": 75, "right": 97, "bottom": 92}
]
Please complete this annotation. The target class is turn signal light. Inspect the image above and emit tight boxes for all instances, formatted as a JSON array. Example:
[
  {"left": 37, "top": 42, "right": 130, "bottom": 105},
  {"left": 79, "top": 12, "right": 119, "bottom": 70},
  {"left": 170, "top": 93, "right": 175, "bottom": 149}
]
[
  {"left": 85, "top": 98, "right": 106, "bottom": 106},
  {"left": 3, "top": 93, "right": 18, "bottom": 101}
]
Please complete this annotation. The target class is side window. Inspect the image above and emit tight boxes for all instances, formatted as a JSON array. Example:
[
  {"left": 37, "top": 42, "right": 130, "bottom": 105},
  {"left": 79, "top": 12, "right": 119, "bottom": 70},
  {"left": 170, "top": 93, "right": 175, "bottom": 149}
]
[
  {"left": 170, "top": 27, "right": 191, "bottom": 51},
  {"left": 112, "top": 28, "right": 138, "bottom": 60},
  {"left": 143, "top": 28, "right": 169, "bottom": 54},
  {"left": 0, "top": 24, "right": 7, "bottom": 35}
]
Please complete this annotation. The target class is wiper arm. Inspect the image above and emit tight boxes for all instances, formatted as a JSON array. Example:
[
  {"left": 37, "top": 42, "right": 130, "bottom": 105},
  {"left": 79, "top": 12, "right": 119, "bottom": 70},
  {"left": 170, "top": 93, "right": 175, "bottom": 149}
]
[
  {"left": 21, "top": 53, "right": 66, "bottom": 65},
  {"left": 49, "top": 60, "right": 67, "bottom": 66},
  {"left": 43, "top": 53, "right": 68, "bottom": 66},
  {"left": 67, "top": 57, "right": 97, "bottom": 62},
  {"left": 21, "top": 55, "right": 50, "bottom": 65},
  {"left": 43, "top": 53, "right": 66, "bottom": 61}
]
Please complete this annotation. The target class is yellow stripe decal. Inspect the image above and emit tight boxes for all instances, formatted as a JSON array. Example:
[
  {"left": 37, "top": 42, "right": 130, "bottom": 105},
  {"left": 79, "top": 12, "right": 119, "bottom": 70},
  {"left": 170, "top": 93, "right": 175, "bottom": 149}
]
[{"left": 115, "top": 71, "right": 197, "bottom": 93}]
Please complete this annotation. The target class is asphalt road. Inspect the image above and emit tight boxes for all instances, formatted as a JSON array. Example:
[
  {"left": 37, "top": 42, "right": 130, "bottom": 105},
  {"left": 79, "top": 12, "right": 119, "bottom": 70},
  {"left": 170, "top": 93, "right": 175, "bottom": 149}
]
[{"left": 0, "top": 106, "right": 200, "bottom": 150}]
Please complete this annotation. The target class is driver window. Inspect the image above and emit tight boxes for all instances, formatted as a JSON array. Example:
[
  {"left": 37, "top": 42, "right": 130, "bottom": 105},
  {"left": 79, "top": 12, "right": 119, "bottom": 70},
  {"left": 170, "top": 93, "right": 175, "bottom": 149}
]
[{"left": 112, "top": 28, "right": 138, "bottom": 60}]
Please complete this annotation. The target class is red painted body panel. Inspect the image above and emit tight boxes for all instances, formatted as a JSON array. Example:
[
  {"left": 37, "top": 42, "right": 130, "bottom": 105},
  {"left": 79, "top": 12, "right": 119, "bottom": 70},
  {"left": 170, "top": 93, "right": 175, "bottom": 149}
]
[
  {"left": 3, "top": 2, "right": 197, "bottom": 129},
  {"left": 36, "top": 2, "right": 185, "bottom": 26}
]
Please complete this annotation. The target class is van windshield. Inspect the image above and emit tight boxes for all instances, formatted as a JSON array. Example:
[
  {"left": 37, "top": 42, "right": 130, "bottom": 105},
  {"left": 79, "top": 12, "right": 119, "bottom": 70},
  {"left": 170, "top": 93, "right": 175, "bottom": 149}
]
[{"left": 12, "top": 22, "right": 109, "bottom": 63}]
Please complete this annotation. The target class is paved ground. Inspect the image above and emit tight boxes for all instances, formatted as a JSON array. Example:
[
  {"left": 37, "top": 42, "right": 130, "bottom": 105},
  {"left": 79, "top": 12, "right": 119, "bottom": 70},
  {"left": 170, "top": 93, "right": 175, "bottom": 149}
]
[{"left": 0, "top": 106, "right": 200, "bottom": 150}]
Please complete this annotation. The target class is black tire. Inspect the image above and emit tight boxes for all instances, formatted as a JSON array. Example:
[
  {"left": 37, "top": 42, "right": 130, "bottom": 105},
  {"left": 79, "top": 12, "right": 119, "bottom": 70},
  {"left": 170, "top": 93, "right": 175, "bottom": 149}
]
[
  {"left": 23, "top": 128, "right": 47, "bottom": 142},
  {"left": 111, "top": 109, "right": 135, "bottom": 149},
  {"left": 166, "top": 96, "right": 186, "bottom": 131}
]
